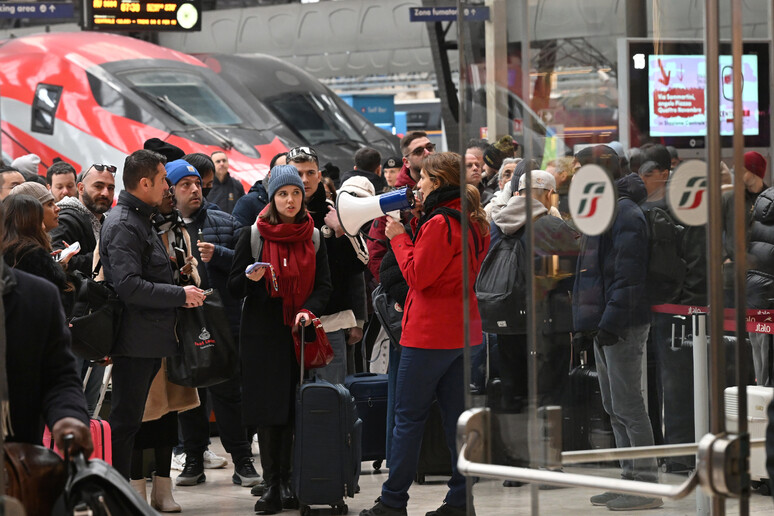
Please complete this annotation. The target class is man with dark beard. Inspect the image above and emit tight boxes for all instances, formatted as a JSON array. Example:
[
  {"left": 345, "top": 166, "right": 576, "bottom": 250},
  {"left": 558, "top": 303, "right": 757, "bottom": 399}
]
[{"left": 50, "top": 164, "right": 116, "bottom": 277}]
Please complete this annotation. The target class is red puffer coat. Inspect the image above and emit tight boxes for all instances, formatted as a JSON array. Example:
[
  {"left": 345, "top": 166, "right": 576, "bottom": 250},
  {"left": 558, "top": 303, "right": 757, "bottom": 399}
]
[{"left": 391, "top": 198, "right": 489, "bottom": 349}]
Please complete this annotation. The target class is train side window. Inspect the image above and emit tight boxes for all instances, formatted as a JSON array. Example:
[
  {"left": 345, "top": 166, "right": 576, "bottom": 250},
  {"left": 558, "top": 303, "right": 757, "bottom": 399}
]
[{"left": 31, "top": 84, "right": 63, "bottom": 135}]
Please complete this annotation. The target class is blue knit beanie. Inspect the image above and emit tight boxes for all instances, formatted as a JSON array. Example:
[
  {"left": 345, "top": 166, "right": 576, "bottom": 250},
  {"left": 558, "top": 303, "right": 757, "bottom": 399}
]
[
  {"left": 166, "top": 159, "right": 200, "bottom": 185},
  {"left": 268, "top": 165, "right": 305, "bottom": 200}
]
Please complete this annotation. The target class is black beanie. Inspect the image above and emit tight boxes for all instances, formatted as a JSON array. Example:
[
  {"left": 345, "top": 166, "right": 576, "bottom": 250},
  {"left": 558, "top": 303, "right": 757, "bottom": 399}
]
[
  {"left": 483, "top": 145, "right": 505, "bottom": 170},
  {"left": 144, "top": 138, "right": 185, "bottom": 162}
]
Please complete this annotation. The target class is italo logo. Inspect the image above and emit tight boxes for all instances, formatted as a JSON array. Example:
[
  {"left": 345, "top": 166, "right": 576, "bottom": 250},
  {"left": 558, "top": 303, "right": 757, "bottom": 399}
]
[
  {"left": 576, "top": 182, "right": 607, "bottom": 218},
  {"left": 677, "top": 176, "right": 707, "bottom": 210}
]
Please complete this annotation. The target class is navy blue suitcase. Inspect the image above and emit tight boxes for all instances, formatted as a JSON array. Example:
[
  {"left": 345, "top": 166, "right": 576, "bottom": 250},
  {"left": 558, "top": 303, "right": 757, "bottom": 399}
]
[
  {"left": 293, "top": 325, "right": 362, "bottom": 514},
  {"left": 345, "top": 372, "right": 388, "bottom": 470}
]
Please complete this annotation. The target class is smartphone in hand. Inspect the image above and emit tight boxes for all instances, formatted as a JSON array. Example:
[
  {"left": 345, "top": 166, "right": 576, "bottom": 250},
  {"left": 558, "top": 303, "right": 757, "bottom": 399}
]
[
  {"left": 56, "top": 241, "right": 81, "bottom": 262},
  {"left": 245, "top": 262, "right": 271, "bottom": 274}
]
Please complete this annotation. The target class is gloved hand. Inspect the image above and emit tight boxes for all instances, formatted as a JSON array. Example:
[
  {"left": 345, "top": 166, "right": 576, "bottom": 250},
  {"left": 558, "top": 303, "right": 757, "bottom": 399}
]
[
  {"left": 571, "top": 331, "right": 596, "bottom": 352},
  {"left": 597, "top": 329, "right": 619, "bottom": 347}
]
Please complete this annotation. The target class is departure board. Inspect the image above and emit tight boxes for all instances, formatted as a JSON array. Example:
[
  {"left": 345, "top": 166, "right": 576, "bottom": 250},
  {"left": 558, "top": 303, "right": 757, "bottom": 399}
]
[{"left": 84, "top": 0, "right": 202, "bottom": 31}]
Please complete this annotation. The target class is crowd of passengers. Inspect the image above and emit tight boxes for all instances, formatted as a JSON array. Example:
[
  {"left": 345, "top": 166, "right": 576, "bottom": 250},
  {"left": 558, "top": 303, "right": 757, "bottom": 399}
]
[{"left": 2, "top": 133, "right": 772, "bottom": 515}]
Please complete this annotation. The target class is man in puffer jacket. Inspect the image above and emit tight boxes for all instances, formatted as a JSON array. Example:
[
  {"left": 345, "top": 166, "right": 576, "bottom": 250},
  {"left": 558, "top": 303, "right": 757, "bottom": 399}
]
[
  {"left": 572, "top": 146, "right": 662, "bottom": 511},
  {"left": 747, "top": 186, "right": 774, "bottom": 387}
]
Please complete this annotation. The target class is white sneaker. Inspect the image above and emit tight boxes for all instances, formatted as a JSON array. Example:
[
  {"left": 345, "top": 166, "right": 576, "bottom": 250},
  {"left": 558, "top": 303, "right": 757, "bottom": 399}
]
[
  {"left": 171, "top": 452, "right": 185, "bottom": 472},
  {"left": 203, "top": 449, "right": 227, "bottom": 469}
]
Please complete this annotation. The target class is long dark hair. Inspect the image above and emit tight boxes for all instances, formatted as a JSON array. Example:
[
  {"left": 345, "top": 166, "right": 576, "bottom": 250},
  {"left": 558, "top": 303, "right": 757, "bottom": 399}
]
[{"left": 1, "top": 194, "right": 51, "bottom": 259}]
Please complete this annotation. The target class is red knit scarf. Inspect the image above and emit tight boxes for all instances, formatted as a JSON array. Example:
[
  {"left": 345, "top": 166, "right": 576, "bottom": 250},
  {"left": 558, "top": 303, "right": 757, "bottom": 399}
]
[{"left": 256, "top": 211, "right": 316, "bottom": 326}]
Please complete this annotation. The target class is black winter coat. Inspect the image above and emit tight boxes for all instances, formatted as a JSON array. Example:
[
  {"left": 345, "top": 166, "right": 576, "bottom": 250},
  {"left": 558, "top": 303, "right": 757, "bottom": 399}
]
[
  {"left": 208, "top": 173, "right": 245, "bottom": 215},
  {"left": 747, "top": 187, "right": 774, "bottom": 309},
  {"left": 307, "top": 183, "right": 367, "bottom": 319},
  {"left": 4, "top": 265, "right": 89, "bottom": 445},
  {"left": 100, "top": 191, "right": 186, "bottom": 357},
  {"left": 4, "top": 244, "right": 73, "bottom": 315},
  {"left": 232, "top": 181, "right": 268, "bottom": 227},
  {"left": 573, "top": 173, "right": 650, "bottom": 336},
  {"left": 185, "top": 202, "right": 242, "bottom": 336},
  {"left": 228, "top": 226, "right": 332, "bottom": 426},
  {"left": 49, "top": 200, "right": 98, "bottom": 277}
]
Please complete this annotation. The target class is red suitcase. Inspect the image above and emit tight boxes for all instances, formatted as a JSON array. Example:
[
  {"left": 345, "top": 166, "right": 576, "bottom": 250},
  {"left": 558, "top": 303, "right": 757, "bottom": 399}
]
[{"left": 43, "top": 418, "right": 112, "bottom": 463}]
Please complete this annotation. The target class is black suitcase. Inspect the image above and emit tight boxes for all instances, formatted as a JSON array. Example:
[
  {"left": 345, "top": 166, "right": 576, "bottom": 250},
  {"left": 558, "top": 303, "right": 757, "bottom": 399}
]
[
  {"left": 345, "top": 372, "right": 388, "bottom": 471},
  {"left": 293, "top": 324, "right": 362, "bottom": 515},
  {"left": 414, "top": 399, "right": 452, "bottom": 484},
  {"left": 562, "top": 350, "right": 615, "bottom": 454}
]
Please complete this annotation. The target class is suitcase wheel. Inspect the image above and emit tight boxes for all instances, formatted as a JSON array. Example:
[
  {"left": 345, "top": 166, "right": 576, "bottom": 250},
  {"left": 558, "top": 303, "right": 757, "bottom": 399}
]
[
  {"left": 331, "top": 503, "right": 348, "bottom": 515},
  {"left": 300, "top": 505, "right": 311, "bottom": 516},
  {"left": 415, "top": 474, "right": 426, "bottom": 484},
  {"left": 372, "top": 460, "right": 382, "bottom": 471}
]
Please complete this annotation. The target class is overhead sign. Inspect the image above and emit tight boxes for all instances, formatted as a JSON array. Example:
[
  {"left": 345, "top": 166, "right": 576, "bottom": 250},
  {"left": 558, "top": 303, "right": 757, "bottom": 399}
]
[
  {"left": 409, "top": 5, "right": 490, "bottom": 22},
  {"left": 84, "top": 0, "right": 202, "bottom": 31},
  {"left": 569, "top": 164, "right": 617, "bottom": 236},
  {"left": 666, "top": 159, "right": 708, "bottom": 227},
  {"left": 0, "top": 2, "right": 74, "bottom": 19}
]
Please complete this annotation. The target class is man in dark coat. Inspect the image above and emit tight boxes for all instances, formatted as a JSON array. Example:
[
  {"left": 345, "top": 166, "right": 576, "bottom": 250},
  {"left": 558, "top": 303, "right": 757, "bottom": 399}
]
[
  {"left": 99, "top": 149, "right": 206, "bottom": 478},
  {"left": 165, "top": 159, "right": 259, "bottom": 488},
  {"left": 288, "top": 146, "right": 368, "bottom": 383},
  {"left": 208, "top": 151, "right": 245, "bottom": 214},
  {"left": 572, "top": 146, "right": 662, "bottom": 511},
  {"left": 51, "top": 165, "right": 116, "bottom": 277}
]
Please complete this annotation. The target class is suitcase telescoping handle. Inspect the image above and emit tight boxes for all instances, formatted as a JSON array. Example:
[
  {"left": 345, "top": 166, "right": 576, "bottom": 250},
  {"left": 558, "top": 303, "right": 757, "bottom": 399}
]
[{"left": 298, "top": 319, "right": 306, "bottom": 387}]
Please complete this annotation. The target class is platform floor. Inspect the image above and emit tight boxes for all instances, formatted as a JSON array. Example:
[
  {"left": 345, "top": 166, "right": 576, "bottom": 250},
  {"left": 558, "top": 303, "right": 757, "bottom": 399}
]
[{"left": 159, "top": 438, "right": 774, "bottom": 515}]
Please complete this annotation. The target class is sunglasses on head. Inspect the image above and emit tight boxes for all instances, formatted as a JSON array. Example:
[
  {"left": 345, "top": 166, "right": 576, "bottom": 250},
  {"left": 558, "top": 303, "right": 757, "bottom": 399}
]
[
  {"left": 287, "top": 146, "right": 318, "bottom": 163},
  {"left": 92, "top": 164, "right": 117, "bottom": 174},
  {"left": 406, "top": 142, "right": 435, "bottom": 158}
]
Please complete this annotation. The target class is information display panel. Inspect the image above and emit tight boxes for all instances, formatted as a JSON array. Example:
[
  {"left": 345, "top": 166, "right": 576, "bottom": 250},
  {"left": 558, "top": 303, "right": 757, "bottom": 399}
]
[{"left": 84, "top": 0, "right": 201, "bottom": 31}]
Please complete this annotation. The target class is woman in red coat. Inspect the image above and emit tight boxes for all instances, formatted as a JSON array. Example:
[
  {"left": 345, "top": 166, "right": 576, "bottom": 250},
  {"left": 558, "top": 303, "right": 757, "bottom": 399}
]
[{"left": 361, "top": 152, "right": 490, "bottom": 516}]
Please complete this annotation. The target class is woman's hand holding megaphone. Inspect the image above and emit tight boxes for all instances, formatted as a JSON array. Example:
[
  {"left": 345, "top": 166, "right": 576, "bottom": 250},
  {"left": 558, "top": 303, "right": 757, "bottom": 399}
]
[{"left": 385, "top": 217, "right": 406, "bottom": 240}]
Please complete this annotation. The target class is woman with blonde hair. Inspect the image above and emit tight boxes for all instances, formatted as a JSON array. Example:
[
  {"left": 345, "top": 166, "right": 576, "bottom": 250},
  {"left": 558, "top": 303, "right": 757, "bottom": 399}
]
[{"left": 361, "top": 152, "right": 489, "bottom": 516}]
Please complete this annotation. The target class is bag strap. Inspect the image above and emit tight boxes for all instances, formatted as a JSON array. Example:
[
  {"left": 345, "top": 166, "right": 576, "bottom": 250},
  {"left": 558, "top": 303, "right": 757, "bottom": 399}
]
[{"left": 251, "top": 225, "right": 320, "bottom": 261}]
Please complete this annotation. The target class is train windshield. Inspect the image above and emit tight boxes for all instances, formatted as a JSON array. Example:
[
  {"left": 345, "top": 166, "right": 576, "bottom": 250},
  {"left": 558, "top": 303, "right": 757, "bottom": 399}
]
[
  {"left": 266, "top": 91, "right": 365, "bottom": 146},
  {"left": 122, "top": 70, "right": 242, "bottom": 126}
]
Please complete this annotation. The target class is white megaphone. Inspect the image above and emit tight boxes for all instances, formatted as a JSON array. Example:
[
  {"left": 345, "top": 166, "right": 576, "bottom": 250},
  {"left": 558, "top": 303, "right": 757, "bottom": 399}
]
[{"left": 336, "top": 187, "right": 415, "bottom": 237}]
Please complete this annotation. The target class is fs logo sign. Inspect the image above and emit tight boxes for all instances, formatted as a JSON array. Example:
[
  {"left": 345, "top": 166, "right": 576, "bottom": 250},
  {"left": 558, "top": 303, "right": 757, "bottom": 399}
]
[
  {"left": 569, "top": 164, "right": 616, "bottom": 236},
  {"left": 667, "top": 160, "right": 708, "bottom": 227}
]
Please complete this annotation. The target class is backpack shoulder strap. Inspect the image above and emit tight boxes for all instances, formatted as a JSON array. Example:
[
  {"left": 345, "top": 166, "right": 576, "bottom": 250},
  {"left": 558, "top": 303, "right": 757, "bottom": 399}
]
[{"left": 250, "top": 224, "right": 263, "bottom": 260}]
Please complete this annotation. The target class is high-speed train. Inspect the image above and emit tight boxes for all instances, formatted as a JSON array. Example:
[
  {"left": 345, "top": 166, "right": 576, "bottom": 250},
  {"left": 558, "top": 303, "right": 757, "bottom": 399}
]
[{"left": 0, "top": 32, "right": 398, "bottom": 190}]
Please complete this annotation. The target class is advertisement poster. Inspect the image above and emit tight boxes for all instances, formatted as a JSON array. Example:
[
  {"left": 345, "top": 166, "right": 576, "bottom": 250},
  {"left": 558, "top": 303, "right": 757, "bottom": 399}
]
[{"left": 648, "top": 54, "right": 759, "bottom": 137}]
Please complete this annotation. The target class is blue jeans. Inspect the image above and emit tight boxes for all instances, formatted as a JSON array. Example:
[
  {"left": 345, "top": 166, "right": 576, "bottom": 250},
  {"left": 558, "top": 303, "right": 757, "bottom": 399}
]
[
  {"left": 594, "top": 324, "right": 658, "bottom": 482},
  {"left": 381, "top": 347, "right": 467, "bottom": 509},
  {"left": 314, "top": 329, "right": 347, "bottom": 384}
]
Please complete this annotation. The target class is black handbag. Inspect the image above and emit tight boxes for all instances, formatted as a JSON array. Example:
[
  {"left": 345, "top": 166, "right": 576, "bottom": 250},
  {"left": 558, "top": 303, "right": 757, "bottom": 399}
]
[
  {"left": 68, "top": 263, "right": 123, "bottom": 360},
  {"left": 371, "top": 284, "right": 403, "bottom": 349},
  {"left": 167, "top": 290, "right": 237, "bottom": 388}
]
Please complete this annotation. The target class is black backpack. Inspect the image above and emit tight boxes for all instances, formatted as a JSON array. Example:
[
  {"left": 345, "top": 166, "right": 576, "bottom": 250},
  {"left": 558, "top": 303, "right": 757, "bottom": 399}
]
[
  {"left": 475, "top": 229, "right": 528, "bottom": 334},
  {"left": 644, "top": 206, "right": 686, "bottom": 304}
]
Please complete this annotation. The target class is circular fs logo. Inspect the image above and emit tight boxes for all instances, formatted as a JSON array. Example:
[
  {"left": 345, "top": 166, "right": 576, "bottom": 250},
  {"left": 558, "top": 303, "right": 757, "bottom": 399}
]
[
  {"left": 569, "top": 164, "right": 617, "bottom": 236},
  {"left": 666, "top": 160, "right": 708, "bottom": 227}
]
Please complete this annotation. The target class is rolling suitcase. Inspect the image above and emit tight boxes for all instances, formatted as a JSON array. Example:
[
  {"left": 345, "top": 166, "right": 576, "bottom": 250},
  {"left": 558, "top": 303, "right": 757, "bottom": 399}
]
[
  {"left": 293, "top": 322, "right": 362, "bottom": 515},
  {"left": 562, "top": 350, "right": 614, "bottom": 454},
  {"left": 414, "top": 399, "right": 452, "bottom": 484},
  {"left": 44, "top": 363, "right": 113, "bottom": 463},
  {"left": 345, "top": 372, "right": 387, "bottom": 471}
]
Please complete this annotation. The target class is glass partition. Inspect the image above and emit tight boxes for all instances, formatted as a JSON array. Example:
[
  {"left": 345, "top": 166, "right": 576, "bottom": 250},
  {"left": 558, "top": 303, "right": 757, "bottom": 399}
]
[{"left": 455, "top": 1, "right": 774, "bottom": 514}]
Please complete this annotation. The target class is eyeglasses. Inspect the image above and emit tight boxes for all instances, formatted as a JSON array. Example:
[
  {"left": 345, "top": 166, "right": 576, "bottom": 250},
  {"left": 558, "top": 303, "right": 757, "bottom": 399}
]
[
  {"left": 287, "top": 146, "right": 318, "bottom": 163},
  {"left": 92, "top": 164, "right": 117, "bottom": 174},
  {"left": 406, "top": 142, "right": 435, "bottom": 158}
]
